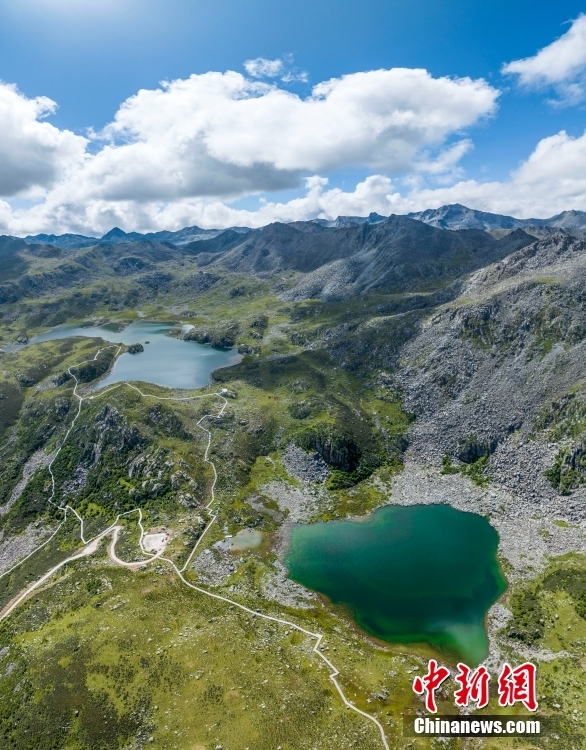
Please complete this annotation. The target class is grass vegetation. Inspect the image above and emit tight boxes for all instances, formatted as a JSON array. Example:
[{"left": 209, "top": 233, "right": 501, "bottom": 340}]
[
  {"left": 0, "top": 544, "right": 428, "bottom": 750},
  {"left": 1, "top": 253, "right": 585, "bottom": 749},
  {"left": 440, "top": 452, "right": 491, "bottom": 487},
  {"left": 3, "top": 535, "right": 578, "bottom": 750},
  {"left": 535, "top": 385, "right": 586, "bottom": 493},
  {"left": 498, "top": 554, "right": 586, "bottom": 749}
]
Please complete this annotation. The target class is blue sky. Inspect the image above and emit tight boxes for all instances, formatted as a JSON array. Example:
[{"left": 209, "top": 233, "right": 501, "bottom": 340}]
[{"left": 0, "top": 0, "right": 585, "bottom": 234}]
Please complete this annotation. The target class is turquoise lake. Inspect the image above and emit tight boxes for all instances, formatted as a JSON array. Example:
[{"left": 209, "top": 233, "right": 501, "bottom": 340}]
[
  {"left": 285, "top": 504, "right": 507, "bottom": 665},
  {"left": 28, "top": 320, "right": 240, "bottom": 390}
]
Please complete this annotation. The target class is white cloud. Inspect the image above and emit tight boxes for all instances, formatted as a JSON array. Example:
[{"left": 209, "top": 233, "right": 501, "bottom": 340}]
[
  {"left": 47, "top": 126, "right": 586, "bottom": 232},
  {"left": 244, "top": 57, "right": 285, "bottom": 78},
  {"left": 0, "top": 66, "right": 499, "bottom": 234},
  {"left": 0, "top": 82, "right": 86, "bottom": 196},
  {"left": 98, "top": 129, "right": 586, "bottom": 227},
  {"left": 380, "top": 129, "right": 586, "bottom": 219},
  {"left": 280, "top": 70, "right": 309, "bottom": 84},
  {"left": 170, "top": 174, "right": 398, "bottom": 228},
  {"left": 93, "top": 68, "right": 497, "bottom": 192},
  {"left": 502, "top": 15, "right": 586, "bottom": 104},
  {"left": 244, "top": 56, "right": 308, "bottom": 83},
  {"left": 413, "top": 139, "right": 472, "bottom": 178},
  {"left": 4, "top": 129, "right": 586, "bottom": 236}
]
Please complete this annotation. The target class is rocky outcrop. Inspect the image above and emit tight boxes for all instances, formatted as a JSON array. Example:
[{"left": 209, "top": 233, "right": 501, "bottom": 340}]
[
  {"left": 282, "top": 443, "right": 330, "bottom": 485},
  {"left": 146, "top": 404, "right": 190, "bottom": 439},
  {"left": 0, "top": 450, "right": 53, "bottom": 517},
  {"left": 71, "top": 346, "right": 116, "bottom": 383},
  {"left": 296, "top": 424, "right": 362, "bottom": 472},
  {"left": 183, "top": 325, "right": 239, "bottom": 349},
  {"left": 90, "top": 405, "right": 145, "bottom": 464}
]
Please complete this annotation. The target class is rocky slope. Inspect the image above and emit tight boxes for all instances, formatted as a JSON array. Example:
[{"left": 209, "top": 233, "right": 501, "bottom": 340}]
[
  {"left": 395, "top": 232, "right": 586, "bottom": 504},
  {"left": 186, "top": 217, "right": 534, "bottom": 299},
  {"left": 2, "top": 217, "right": 536, "bottom": 307}
]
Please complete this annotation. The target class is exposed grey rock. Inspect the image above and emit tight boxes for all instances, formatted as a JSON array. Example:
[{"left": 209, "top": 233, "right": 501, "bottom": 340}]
[
  {"left": 395, "top": 234, "right": 586, "bottom": 508},
  {"left": 407, "top": 203, "right": 586, "bottom": 239},
  {"left": 0, "top": 523, "right": 56, "bottom": 575},
  {"left": 191, "top": 547, "right": 237, "bottom": 586},
  {"left": 0, "top": 449, "right": 53, "bottom": 517},
  {"left": 281, "top": 443, "right": 330, "bottom": 486},
  {"left": 261, "top": 559, "right": 316, "bottom": 609},
  {"left": 260, "top": 481, "right": 316, "bottom": 523},
  {"left": 274, "top": 218, "right": 533, "bottom": 301}
]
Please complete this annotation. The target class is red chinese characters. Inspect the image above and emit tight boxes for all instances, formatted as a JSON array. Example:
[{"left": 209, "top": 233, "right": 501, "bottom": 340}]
[
  {"left": 412, "top": 660, "right": 538, "bottom": 713},
  {"left": 412, "top": 659, "right": 450, "bottom": 713},
  {"left": 497, "top": 662, "right": 538, "bottom": 712},
  {"left": 454, "top": 663, "right": 490, "bottom": 709}
]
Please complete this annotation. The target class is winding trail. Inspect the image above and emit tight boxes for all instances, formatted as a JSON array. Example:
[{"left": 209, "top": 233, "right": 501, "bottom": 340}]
[
  {"left": 0, "top": 346, "right": 390, "bottom": 750},
  {"left": 0, "top": 534, "right": 102, "bottom": 622},
  {"left": 107, "top": 525, "right": 165, "bottom": 569}
]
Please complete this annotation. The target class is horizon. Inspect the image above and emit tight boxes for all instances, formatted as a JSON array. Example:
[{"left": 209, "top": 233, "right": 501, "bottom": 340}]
[{"left": 12, "top": 202, "right": 586, "bottom": 241}]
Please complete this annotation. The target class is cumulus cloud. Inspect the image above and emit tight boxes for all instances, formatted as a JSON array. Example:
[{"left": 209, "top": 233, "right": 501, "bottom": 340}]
[
  {"left": 0, "top": 82, "right": 86, "bottom": 196},
  {"left": 5, "top": 67, "right": 578, "bottom": 231},
  {"left": 90, "top": 67, "right": 497, "bottom": 198},
  {"left": 185, "top": 128, "right": 586, "bottom": 225},
  {"left": 82, "top": 129, "right": 586, "bottom": 227},
  {"left": 0, "top": 66, "right": 499, "bottom": 234},
  {"left": 502, "top": 15, "right": 586, "bottom": 104},
  {"left": 56, "top": 128, "right": 586, "bottom": 231},
  {"left": 244, "top": 57, "right": 285, "bottom": 78},
  {"left": 151, "top": 174, "right": 399, "bottom": 230},
  {"left": 5, "top": 126, "right": 586, "bottom": 237},
  {"left": 380, "top": 129, "right": 586, "bottom": 219}
]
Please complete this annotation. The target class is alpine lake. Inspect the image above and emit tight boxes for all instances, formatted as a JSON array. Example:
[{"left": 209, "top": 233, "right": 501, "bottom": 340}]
[
  {"left": 22, "top": 322, "right": 506, "bottom": 665},
  {"left": 27, "top": 320, "right": 241, "bottom": 389},
  {"left": 285, "top": 504, "right": 507, "bottom": 665}
]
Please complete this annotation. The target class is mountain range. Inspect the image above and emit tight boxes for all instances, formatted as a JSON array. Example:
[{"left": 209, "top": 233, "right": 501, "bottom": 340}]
[
  {"left": 2, "top": 215, "right": 538, "bottom": 305},
  {"left": 19, "top": 203, "right": 586, "bottom": 250},
  {"left": 23, "top": 224, "right": 252, "bottom": 249},
  {"left": 182, "top": 217, "right": 535, "bottom": 301},
  {"left": 406, "top": 203, "right": 586, "bottom": 236}
]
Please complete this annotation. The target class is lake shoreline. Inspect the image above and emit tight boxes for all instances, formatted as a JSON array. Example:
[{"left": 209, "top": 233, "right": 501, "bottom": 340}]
[
  {"left": 19, "top": 319, "right": 241, "bottom": 391},
  {"left": 284, "top": 504, "right": 506, "bottom": 666}
]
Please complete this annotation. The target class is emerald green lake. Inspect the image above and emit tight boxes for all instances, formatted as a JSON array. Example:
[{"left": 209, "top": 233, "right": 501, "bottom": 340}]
[{"left": 285, "top": 505, "right": 506, "bottom": 665}]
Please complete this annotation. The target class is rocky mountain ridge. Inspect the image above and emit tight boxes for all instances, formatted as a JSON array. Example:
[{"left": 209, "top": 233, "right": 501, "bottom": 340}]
[
  {"left": 407, "top": 203, "right": 586, "bottom": 237},
  {"left": 23, "top": 224, "right": 252, "bottom": 249},
  {"left": 18, "top": 203, "right": 586, "bottom": 250},
  {"left": 396, "top": 231, "right": 586, "bottom": 503},
  {"left": 2, "top": 217, "right": 538, "bottom": 306}
]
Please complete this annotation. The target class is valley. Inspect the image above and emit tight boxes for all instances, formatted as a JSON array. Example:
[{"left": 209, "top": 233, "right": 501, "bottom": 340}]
[{"left": 0, "top": 206, "right": 585, "bottom": 749}]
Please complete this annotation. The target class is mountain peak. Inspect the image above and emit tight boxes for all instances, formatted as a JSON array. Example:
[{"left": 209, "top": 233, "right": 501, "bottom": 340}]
[
  {"left": 101, "top": 227, "right": 128, "bottom": 240},
  {"left": 406, "top": 203, "right": 586, "bottom": 238}
]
